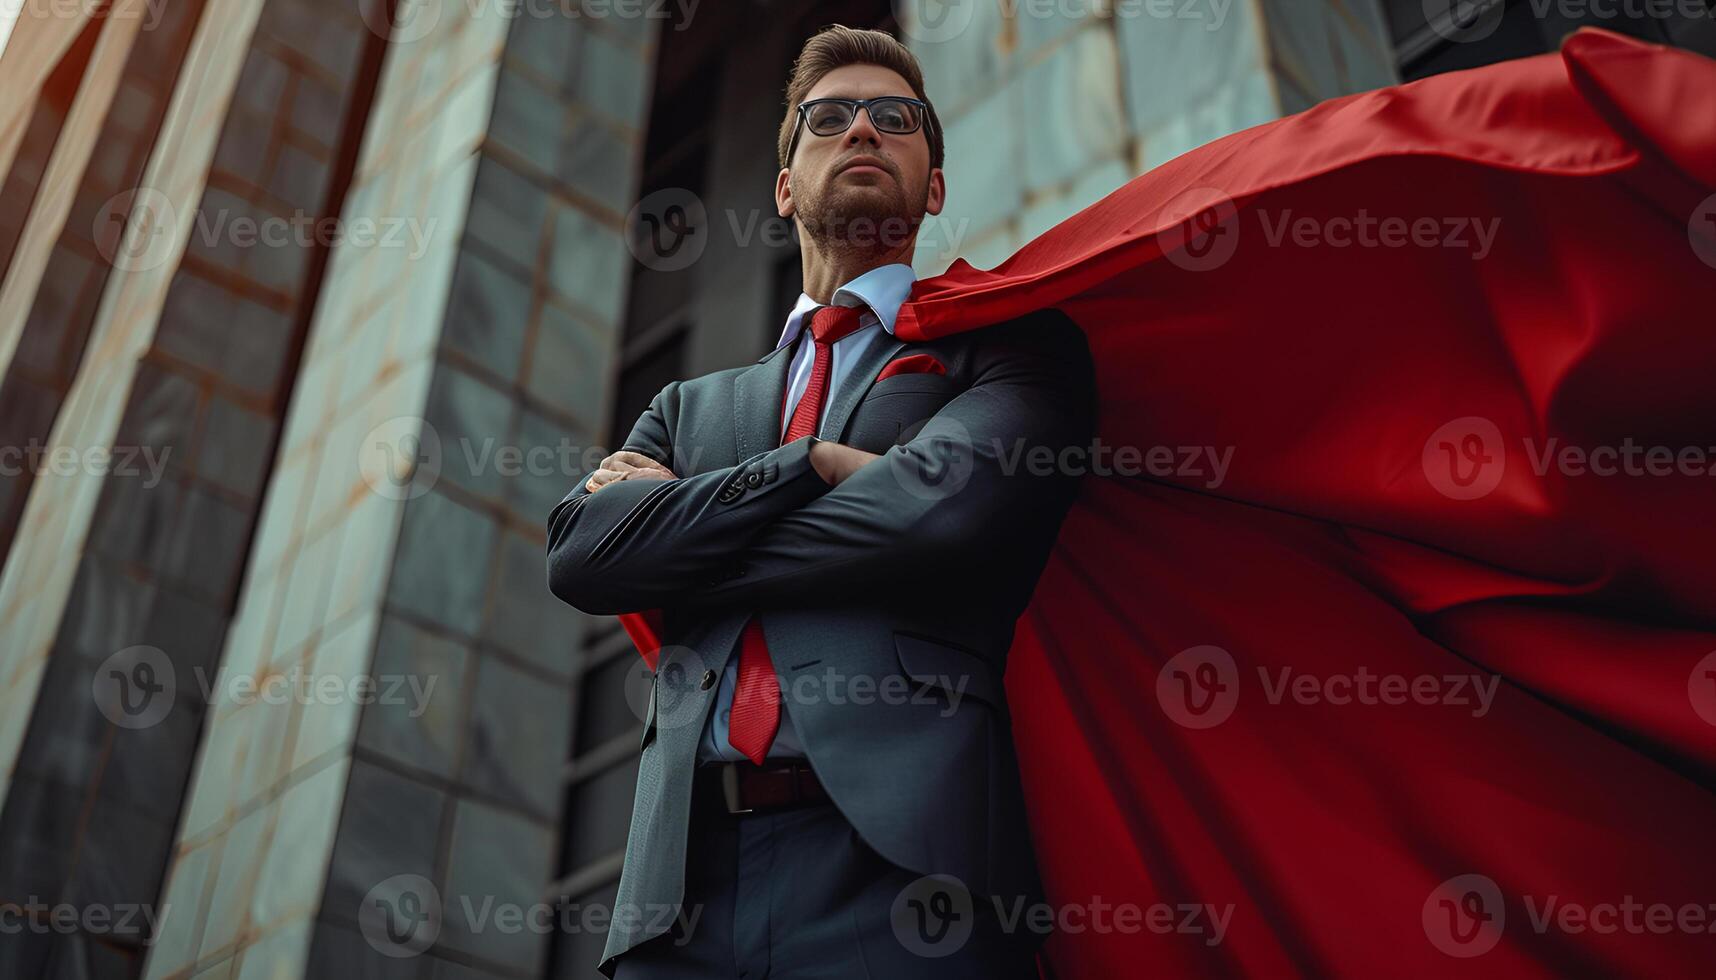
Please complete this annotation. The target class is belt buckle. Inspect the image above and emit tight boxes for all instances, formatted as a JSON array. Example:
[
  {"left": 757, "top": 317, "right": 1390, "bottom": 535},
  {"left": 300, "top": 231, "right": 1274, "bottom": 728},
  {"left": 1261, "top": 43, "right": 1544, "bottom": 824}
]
[{"left": 721, "top": 763, "right": 753, "bottom": 815}]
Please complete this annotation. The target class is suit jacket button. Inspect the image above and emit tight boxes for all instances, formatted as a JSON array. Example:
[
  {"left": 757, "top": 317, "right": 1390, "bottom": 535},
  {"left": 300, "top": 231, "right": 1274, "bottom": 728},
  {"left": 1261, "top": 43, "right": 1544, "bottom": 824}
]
[{"left": 700, "top": 669, "right": 716, "bottom": 690}]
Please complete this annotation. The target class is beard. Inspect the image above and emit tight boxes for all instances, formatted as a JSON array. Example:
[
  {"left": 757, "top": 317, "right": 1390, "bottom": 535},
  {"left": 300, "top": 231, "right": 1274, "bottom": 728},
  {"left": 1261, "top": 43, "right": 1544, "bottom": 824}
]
[{"left": 794, "top": 167, "right": 929, "bottom": 257}]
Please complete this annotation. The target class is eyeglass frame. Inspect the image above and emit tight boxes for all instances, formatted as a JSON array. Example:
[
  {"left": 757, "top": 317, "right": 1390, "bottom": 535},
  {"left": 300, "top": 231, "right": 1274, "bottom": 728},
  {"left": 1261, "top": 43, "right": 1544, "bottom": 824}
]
[{"left": 783, "top": 96, "right": 938, "bottom": 169}]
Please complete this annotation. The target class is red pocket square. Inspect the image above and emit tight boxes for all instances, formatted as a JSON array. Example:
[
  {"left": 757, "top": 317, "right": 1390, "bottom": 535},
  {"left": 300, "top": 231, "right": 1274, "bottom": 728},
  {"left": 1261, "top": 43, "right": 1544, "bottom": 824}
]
[{"left": 876, "top": 353, "right": 948, "bottom": 381}]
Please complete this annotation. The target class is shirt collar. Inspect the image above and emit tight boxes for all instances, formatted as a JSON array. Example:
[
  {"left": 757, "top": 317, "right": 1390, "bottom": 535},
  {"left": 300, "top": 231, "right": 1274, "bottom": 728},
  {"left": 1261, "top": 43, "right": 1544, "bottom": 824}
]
[{"left": 772, "top": 262, "right": 918, "bottom": 352}]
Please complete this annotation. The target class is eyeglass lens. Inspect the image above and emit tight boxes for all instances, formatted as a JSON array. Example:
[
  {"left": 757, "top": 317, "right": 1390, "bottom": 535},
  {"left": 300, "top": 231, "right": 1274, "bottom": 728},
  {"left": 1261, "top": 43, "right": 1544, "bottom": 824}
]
[{"left": 804, "top": 98, "right": 922, "bottom": 136}]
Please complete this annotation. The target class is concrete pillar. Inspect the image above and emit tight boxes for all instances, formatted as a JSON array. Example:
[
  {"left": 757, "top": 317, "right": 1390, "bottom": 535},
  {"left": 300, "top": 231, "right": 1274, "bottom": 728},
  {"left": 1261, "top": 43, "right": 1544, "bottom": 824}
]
[
  {"left": 140, "top": 1, "right": 654, "bottom": 976},
  {"left": 0, "top": 0, "right": 385, "bottom": 974}
]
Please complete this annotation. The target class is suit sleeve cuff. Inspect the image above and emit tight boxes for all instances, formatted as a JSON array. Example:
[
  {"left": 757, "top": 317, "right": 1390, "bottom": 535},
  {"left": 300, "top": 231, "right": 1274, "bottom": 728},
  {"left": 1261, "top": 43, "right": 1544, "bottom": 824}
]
[{"left": 716, "top": 435, "right": 831, "bottom": 509}]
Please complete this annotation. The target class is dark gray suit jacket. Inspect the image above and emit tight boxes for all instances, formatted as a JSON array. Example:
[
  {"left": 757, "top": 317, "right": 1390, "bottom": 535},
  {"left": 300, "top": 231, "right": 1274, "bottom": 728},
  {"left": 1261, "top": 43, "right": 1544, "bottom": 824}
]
[{"left": 545, "top": 307, "right": 1096, "bottom": 976}]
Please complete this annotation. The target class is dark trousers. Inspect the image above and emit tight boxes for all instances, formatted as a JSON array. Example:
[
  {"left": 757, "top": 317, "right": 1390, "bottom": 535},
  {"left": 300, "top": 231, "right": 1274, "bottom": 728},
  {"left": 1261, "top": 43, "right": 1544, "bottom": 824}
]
[{"left": 612, "top": 769, "right": 1042, "bottom": 980}]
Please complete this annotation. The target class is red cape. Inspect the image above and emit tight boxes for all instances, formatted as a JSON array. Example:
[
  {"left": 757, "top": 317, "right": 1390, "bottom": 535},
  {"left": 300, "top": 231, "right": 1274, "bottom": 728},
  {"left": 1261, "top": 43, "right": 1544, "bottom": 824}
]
[{"left": 623, "top": 29, "right": 1716, "bottom": 976}]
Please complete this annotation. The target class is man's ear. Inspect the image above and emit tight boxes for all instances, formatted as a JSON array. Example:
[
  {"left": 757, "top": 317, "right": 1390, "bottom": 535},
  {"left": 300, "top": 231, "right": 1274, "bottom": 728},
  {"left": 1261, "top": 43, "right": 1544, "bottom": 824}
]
[{"left": 776, "top": 167, "right": 796, "bottom": 218}]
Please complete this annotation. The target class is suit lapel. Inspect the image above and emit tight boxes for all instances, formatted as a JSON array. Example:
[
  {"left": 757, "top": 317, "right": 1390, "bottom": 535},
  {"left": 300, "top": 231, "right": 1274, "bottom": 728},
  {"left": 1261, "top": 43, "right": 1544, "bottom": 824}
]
[
  {"left": 822, "top": 334, "right": 907, "bottom": 444},
  {"left": 733, "top": 343, "right": 794, "bottom": 460},
  {"left": 732, "top": 329, "right": 910, "bottom": 457}
]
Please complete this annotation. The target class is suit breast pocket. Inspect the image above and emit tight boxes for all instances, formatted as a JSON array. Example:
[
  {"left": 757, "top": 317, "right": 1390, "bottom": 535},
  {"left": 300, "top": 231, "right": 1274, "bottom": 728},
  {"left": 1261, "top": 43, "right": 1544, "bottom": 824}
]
[{"left": 845, "top": 377, "right": 964, "bottom": 452}]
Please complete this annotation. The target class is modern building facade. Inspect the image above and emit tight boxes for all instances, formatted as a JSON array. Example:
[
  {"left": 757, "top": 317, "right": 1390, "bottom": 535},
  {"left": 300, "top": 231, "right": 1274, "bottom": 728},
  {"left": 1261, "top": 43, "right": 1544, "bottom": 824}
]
[{"left": 0, "top": 1, "right": 1707, "bottom": 977}]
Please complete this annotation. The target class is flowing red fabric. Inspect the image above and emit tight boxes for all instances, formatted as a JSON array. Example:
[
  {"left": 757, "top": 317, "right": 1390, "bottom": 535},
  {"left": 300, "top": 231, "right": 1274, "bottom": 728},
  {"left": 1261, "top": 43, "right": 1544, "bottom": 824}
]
[{"left": 620, "top": 29, "right": 1716, "bottom": 975}]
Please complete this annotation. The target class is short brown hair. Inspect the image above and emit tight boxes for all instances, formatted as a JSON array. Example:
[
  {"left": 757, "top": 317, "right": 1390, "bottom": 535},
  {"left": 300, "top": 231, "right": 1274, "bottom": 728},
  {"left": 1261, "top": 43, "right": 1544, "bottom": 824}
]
[{"left": 777, "top": 25, "right": 944, "bottom": 172}]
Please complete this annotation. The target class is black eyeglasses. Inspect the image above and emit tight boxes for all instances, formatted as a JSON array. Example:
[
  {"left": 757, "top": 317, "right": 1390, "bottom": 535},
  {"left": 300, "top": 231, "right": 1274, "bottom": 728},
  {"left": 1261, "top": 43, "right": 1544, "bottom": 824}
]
[{"left": 785, "top": 96, "right": 933, "bottom": 165}]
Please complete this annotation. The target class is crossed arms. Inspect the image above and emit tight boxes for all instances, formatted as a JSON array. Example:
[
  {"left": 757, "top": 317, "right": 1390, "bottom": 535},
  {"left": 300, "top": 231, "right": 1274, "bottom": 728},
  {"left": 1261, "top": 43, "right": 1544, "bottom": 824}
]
[{"left": 545, "top": 314, "right": 1096, "bottom": 617}]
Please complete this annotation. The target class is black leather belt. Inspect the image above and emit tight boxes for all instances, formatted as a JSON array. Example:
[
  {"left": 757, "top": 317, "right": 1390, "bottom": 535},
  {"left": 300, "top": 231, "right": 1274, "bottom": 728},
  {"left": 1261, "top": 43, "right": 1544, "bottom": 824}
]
[{"left": 696, "top": 759, "right": 829, "bottom": 815}]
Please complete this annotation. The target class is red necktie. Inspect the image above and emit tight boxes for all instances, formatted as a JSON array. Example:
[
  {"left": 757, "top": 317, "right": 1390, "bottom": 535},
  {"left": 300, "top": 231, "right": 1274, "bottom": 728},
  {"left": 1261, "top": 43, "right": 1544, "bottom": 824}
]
[
  {"left": 729, "top": 304, "right": 866, "bottom": 765},
  {"left": 782, "top": 305, "right": 865, "bottom": 442}
]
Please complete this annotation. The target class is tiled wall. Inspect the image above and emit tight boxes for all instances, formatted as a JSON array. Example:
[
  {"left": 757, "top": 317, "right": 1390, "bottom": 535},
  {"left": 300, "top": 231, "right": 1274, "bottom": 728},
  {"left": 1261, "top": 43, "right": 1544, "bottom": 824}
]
[{"left": 900, "top": 0, "right": 1397, "bottom": 273}]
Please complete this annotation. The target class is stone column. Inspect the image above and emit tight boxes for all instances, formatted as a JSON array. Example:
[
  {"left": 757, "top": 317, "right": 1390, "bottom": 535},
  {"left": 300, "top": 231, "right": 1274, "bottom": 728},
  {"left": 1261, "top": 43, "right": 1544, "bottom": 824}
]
[
  {"left": 0, "top": 0, "right": 387, "bottom": 974},
  {"left": 0, "top": 0, "right": 212, "bottom": 578},
  {"left": 141, "top": 2, "right": 654, "bottom": 977},
  {"left": 0, "top": 0, "right": 101, "bottom": 184}
]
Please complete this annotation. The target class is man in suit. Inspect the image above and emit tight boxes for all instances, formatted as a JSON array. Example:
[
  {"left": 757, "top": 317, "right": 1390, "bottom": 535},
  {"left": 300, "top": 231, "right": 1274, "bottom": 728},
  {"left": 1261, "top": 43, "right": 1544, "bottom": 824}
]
[{"left": 547, "top": 24, "right": 1095, "bottom": 979}]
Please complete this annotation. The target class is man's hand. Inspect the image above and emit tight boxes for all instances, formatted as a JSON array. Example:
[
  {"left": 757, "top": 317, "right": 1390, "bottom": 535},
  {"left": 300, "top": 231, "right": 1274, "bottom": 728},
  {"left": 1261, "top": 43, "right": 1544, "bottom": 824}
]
[
  {"left": 586, "top": 451, "right": 678, "bottom": 493},
  {"left": 809, "top": 441, "right": 880, "bottom": 487}
]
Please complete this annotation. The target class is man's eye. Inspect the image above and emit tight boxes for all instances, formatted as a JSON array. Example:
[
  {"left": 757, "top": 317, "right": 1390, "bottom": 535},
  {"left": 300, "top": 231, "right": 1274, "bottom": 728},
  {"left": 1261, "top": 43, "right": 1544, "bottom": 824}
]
[{"left": 808, "top": 104, "right": 850, "bottom": 131}]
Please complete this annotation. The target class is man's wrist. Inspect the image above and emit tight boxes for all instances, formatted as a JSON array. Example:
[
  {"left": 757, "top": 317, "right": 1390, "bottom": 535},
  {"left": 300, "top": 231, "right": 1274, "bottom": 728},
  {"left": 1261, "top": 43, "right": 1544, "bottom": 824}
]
[
  {"left": 808, "top": 437, "right": 838, "bottom": 485},
  {"left": 808, "top": 439, "right": 880, "bottom": 486}
]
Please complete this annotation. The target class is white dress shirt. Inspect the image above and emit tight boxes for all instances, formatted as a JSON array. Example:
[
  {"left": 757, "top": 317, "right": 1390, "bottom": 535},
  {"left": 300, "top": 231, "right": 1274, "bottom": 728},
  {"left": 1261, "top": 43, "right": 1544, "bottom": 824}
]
[{"left": 699, "top": 262, "right": 919, "bottom": 763}]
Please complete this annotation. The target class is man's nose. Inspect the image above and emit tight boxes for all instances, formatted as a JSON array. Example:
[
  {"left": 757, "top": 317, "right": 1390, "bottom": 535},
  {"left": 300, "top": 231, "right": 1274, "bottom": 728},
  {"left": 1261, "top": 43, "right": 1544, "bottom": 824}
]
[{"left": 845, "top": 106, "right": 883, "bottom": 146}]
